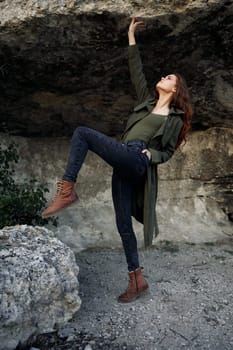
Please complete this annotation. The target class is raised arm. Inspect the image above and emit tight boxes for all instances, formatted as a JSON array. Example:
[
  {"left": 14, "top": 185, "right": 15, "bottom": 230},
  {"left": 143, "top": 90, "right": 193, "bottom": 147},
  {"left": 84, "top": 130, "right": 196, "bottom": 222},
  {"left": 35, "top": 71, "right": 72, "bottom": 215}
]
[{"left": 128, "top": 17, "right": 152, "bottom": 104}]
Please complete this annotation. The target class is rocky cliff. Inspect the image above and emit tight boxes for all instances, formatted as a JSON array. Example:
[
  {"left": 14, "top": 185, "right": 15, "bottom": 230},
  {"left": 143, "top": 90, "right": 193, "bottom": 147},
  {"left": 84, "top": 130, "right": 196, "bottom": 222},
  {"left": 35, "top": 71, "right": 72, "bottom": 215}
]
[
  {"left": 0, "top": 0, "right": 232, "bottom": 135},
  {"left": 0, "top": 0, "right": 232, "bottom": 247}
]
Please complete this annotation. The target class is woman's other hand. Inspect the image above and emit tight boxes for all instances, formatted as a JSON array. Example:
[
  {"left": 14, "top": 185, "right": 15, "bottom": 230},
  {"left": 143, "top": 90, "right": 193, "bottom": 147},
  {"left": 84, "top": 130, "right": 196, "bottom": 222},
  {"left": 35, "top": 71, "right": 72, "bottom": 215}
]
[
  {"left": 142, "top": 149, "right": 151, "bottom": 161},
  {"left": 128, "top": 17, "right": 145, "bottom": 45}
]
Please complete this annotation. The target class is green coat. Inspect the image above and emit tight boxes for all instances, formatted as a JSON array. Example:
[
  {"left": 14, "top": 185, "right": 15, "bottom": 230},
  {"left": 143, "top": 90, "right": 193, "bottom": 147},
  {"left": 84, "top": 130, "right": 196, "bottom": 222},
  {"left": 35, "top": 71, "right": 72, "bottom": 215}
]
[{"left": 121, "top": 44, "right": 184, "bottom": 248}]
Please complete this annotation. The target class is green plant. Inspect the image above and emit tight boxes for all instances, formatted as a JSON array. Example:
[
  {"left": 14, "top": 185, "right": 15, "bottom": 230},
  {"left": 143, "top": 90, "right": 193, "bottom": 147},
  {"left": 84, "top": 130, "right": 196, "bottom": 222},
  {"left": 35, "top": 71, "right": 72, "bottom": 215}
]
[{"left": 0, "top": 141, "right": 58, "bottom": 228}]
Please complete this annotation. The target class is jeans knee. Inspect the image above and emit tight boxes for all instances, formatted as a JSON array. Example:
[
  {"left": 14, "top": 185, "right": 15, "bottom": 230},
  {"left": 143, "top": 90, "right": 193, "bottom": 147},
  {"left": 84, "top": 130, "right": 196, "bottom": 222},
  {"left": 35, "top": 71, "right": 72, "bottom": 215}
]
[
  {"left": 73, "top": 126, "right": 89, "bottom": 140},
  {"left": 74, "top": 126, "right": 86, "bottom": 134}
]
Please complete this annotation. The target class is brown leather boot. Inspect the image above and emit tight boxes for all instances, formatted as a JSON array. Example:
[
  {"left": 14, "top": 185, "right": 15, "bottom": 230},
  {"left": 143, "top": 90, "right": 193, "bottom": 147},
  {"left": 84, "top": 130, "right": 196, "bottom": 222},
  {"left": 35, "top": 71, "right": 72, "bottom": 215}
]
[
  {"left": 118, "top": 267, "right": 149, "bottom": 303},
  {"left": 135, "top": 267, "right": 149, "bottom": 293},
  {"left": 42, "top": 179, "right": 78, "bottom": 218}
]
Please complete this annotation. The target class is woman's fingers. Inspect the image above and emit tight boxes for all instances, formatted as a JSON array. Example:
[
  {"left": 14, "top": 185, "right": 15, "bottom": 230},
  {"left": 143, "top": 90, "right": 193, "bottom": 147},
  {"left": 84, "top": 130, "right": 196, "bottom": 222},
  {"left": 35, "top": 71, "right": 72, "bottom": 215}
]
[
  {"left": 130, "top": 16, "right": 144, "bottom": 24},
  {"left": 130, "top": 16, "right": 135, "bottom": 24},
  {"left": 129, "top": 17, "right": 145, "bottom": 32},
  {"left": 129, "top": 17, "right": 136, "bottom": 31},
  {"left": 142, "top": 149, "right": 151, "bottom": 160}
]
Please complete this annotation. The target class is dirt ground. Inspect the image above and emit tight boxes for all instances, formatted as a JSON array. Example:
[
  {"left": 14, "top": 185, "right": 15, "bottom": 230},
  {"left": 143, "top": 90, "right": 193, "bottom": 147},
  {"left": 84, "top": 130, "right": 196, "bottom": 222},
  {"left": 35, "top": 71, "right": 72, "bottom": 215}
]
[{"left": 28, "top": 239, "right": 233, "bottom": 350}]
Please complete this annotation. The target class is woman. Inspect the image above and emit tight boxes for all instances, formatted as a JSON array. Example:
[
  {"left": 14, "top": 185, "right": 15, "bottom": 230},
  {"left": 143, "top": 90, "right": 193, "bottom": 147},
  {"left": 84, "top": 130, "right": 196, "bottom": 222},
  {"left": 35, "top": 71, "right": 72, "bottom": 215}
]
[{"left": 42, "top": 17, "right": 193, "bottom": 303}]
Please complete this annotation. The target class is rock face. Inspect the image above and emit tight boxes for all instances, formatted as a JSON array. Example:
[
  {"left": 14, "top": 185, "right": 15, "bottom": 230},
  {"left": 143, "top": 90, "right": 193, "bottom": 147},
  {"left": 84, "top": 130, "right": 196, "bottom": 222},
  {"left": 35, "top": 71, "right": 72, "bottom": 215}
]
[
  {"left": 0, "top": 0, "right": 232, "bottom": 135},
  {"left": 0, "top": 225, "right": 81, "bottom": 350},
  {"left": 0, "top": 129, "right": 232, "bottom": 252},
  {"left": 0, "top": 1, "right": 232, "bottom": 248},
  {"left": 157, "top": 127, "right": 233, "bottom": 242}
]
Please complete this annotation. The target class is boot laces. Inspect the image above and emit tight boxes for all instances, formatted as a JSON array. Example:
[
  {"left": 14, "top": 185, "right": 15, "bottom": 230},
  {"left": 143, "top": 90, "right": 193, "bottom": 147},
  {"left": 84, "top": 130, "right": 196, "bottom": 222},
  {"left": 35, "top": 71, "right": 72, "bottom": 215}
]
[{"left": 51, "top": 180, "right": 64, "bottom": 203}]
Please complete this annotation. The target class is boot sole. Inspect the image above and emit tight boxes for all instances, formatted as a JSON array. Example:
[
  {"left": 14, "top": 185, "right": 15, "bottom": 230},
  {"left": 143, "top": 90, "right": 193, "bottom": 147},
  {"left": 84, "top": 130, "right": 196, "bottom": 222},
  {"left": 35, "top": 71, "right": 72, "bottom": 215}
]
[
  {"left": 42, "top": 197, "right": 78, "bottom": 218},
  {"left": 117, "top": 287, "right": 149, "bottom": 303}
]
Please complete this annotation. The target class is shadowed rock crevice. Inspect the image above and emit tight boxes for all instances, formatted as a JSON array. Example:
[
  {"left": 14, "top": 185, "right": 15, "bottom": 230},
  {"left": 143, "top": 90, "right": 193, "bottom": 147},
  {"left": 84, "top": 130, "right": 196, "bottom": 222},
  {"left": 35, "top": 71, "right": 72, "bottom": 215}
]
[{"left": 0, "top": 1, "right": 232, "bottom": 136}]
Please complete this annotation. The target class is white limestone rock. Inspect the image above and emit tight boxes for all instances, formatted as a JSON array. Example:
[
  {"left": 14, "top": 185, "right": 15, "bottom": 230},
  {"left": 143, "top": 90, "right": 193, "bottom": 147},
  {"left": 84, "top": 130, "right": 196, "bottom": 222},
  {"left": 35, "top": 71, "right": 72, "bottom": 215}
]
[{"left": 0, "top": 225, "right": 81, "bottom": 350}]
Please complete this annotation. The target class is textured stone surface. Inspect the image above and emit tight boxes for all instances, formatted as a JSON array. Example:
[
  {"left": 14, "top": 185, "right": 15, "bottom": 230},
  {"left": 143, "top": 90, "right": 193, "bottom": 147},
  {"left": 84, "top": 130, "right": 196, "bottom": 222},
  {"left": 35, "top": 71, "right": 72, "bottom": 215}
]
[
  {"left": 0, "top": 0, "right": 232, "bottom": 249},
  {"left": 28, "top": 242, "right": 233, "bottom": 350},
  {"left": 0, "top": 0, "right": 232, "bottom": 135},
  {"left": 0, "top": 225, "right": 81, "bottom": 350},
  {"left": 1, "top": 129, "right": 232, "bottom": 252},
  {"left": 156, "top": 127, "right": 233, "bottom": 243}
]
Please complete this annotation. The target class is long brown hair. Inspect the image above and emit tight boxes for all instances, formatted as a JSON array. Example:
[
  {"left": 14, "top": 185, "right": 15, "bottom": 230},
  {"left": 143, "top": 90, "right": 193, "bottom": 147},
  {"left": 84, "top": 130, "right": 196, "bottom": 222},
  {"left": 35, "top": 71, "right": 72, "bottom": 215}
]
[{"left": 172, "top": 73, "right": 193, "bottom": 149}]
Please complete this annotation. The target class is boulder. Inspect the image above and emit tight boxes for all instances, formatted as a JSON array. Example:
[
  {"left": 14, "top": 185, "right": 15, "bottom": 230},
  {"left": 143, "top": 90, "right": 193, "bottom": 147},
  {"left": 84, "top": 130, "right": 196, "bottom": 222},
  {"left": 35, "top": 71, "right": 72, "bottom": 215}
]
[{"left": 0, "top": 225, "right": 81, "bottom": 350}]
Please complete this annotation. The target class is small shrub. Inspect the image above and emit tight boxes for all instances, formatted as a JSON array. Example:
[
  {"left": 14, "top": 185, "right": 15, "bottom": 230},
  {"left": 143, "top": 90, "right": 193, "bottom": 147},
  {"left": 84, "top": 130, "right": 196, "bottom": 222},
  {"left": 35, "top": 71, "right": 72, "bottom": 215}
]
[{"left": 0, "top": 141, "right": 57, "bottom": 229}]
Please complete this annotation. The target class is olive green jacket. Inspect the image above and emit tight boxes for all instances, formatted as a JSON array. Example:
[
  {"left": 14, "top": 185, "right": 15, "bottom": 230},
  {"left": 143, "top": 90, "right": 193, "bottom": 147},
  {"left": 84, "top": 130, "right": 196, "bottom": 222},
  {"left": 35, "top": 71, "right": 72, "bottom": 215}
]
[{"left": 122, "top": 44, "right": 184, "bottom": 248}]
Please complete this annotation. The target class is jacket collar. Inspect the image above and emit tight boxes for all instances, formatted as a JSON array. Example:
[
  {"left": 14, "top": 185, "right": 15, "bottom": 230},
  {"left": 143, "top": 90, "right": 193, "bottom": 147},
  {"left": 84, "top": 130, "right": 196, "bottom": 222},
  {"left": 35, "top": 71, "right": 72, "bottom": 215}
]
[
  {"left": 138, "top": 99, "right": 184, "bottom": 116},
  {"left": 169, "top": 106, "right": 184, "bottom": 116}
]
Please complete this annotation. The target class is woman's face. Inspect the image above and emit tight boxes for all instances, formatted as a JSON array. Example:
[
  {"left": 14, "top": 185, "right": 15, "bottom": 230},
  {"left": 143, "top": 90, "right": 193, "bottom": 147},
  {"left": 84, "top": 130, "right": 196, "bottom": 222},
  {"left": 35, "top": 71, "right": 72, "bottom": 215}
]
[{"left": 156, "top": 74, "right": 177, "bottom": 94}]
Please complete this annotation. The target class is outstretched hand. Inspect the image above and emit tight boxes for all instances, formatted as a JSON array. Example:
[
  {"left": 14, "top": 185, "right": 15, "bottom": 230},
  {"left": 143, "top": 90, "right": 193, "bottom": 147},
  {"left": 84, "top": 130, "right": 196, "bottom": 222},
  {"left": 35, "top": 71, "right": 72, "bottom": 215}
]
[
  {"left": 128, "top": 17, "right": 145, "bottom": 35},
  {"left": 128, "top": 17, "right": 145, "bottom": 45}
]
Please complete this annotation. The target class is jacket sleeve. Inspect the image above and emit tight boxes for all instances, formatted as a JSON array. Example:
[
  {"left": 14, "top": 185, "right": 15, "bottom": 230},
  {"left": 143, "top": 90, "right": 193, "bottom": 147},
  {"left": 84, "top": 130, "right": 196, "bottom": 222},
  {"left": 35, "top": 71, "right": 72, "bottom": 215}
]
[
  {"left": 128, "top": 44, "right": 152, "bottom": 104},
  {"left": 148, "top": 118, "right": 183, "bottom": 164}
]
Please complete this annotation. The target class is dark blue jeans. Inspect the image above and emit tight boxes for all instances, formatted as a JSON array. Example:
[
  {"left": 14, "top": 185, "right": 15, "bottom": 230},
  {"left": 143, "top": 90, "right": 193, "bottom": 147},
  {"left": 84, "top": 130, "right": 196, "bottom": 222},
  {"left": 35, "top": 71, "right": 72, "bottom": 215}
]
[{"left": 63, "top": 126, "right": 149, "bottom": 271}]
